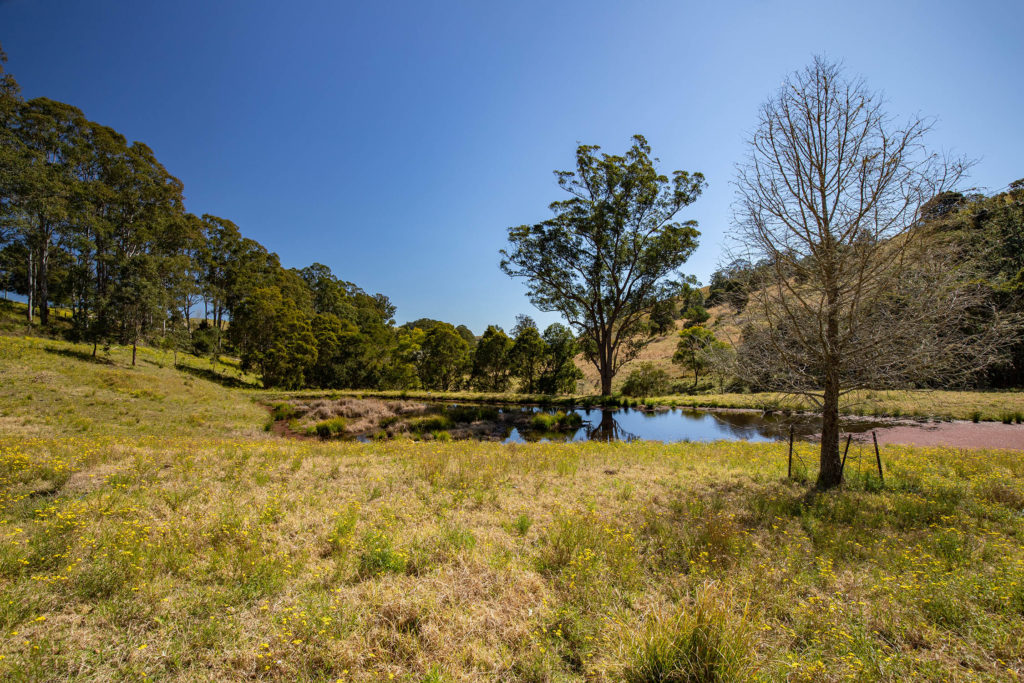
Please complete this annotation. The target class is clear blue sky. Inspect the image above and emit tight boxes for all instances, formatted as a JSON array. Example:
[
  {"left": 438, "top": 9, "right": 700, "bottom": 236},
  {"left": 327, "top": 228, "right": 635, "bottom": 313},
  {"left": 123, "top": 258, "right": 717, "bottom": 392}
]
[{"left": 3, "top": 0, "right": 1022, "bottom": 333}]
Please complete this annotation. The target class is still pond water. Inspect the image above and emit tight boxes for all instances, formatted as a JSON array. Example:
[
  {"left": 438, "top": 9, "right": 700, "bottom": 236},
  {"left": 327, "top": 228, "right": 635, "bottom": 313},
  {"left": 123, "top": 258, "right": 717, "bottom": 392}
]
[{"left": 439, "top": 404, "right": 885, "bottom": 444}]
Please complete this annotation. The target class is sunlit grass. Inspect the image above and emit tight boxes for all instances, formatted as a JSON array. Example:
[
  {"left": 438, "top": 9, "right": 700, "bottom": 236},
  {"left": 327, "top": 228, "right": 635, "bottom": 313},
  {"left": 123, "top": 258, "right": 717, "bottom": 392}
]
[
  {"left": 2, "top": 331, "right": 1023, "bottom": 679},
  {"left": 1, "top": 434, "right": 1022, "bottom": 680}
]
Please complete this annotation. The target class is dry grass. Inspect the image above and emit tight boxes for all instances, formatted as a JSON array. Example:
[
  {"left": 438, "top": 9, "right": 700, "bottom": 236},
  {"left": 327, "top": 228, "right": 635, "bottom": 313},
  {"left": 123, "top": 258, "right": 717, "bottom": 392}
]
[
  {"left": 2, "top": 435, "right": 1023, "bottom": 680},
  {"left": 2, "top": 332, "right": 1024, "bottom": 680}
]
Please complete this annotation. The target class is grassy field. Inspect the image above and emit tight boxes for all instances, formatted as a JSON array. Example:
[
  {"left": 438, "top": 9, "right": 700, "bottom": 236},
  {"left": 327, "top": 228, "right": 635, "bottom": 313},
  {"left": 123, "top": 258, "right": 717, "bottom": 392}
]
[{"left": 2, "top": 334, "right": 1024, "bottom": 680}]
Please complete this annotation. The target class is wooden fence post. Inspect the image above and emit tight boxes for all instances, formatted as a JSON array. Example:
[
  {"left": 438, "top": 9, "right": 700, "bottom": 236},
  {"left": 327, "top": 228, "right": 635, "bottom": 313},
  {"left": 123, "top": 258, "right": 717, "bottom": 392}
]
[
  {"left": 840, "top": 433, "right": 852, "bottom": 481},
  {"left": 788, "top": 425, "right": 794, "bottom": 479},
  {"left": 872, "top": 431, "right": 884, "bottom": 485}
]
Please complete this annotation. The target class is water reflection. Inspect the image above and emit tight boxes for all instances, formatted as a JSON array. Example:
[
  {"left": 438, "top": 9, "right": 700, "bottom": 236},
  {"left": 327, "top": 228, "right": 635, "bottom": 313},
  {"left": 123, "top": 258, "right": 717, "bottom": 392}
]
[{"left": 500, "top": 405, "right": 883, "bottom": 444}]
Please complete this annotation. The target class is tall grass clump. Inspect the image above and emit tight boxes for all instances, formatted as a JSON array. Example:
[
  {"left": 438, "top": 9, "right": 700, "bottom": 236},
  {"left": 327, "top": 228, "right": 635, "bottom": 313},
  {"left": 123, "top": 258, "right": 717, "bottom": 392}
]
[
  {"left": 312, "top": 416, "right": 346, "bottom": 439},
  {"left": 623, "top": 587, "right": 750, "bottom": 682},
  {"left": 531, "top": 411, "right": 583, "bottom": 431},
  {"left": 270, "top": 402, "right": 299, "bottom": 421},
  {"left": 357, "top": 529, "right": 407, "bottom": 578}
]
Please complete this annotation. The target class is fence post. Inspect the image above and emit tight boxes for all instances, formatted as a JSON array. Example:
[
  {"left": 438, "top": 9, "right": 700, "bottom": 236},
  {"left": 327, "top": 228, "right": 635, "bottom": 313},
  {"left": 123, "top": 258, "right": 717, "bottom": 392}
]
[
  {"left": 788, "top": 425, "right": 794, "bottom": 479},
  {"left": 872, "top": 431, "right": 884, "bottom": 485},
  {"left": 840, "top": 433, "right": 852, "bottom": 481}
]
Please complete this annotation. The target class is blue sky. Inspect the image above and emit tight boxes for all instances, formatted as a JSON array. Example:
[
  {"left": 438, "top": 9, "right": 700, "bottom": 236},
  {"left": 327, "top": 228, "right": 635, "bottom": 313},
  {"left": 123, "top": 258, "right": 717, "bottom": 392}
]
[{"left": 3, "top": 0, "right": 1022, "bottom": 332}]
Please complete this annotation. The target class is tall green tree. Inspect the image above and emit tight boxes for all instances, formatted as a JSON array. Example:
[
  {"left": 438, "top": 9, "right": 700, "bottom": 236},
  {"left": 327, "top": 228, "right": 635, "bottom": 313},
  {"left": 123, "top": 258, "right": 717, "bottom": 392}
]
[
  {"left": 673, "top": 325, "right": 724, "bottom": 387},
  {"left": 417, "top": 323, "right": 469, "bottom": 391},
  {"left": 501, "top": 135, "right": 705, "bottom": 394},
  {"left": 471, "top": 325, "right": 512, "bottom": 391},
  {"left": 538, "top": 323, "right": 583, "bottom": 394},
  {"left": 230, "top": 285, "right": 317, "bottom": 388},
  {"left": 509, "top": 315, "right": 545, "bottom": 393},
  {"left": 11, "top": 98, "right": 87, "bottom": 325}
]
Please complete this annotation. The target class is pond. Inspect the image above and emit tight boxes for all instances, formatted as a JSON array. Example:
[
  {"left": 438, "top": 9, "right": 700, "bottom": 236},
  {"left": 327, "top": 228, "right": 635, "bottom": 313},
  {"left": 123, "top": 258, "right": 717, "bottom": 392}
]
[
  {"left": 275, "top": 396, "right": 893, "bottom": 444},
  {"left": 497, "top": 404, "right": 886, "bottom": 444}
]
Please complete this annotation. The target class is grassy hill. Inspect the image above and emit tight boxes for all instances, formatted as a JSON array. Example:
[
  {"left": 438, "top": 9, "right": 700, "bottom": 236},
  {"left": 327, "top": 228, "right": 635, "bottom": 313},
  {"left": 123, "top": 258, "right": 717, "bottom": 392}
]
[
  {"left": 574, "top": 296, "right": 737, "bottom": 393},
  {"left": 1, "top": 332, "right": 1023, "bottom": 679}
]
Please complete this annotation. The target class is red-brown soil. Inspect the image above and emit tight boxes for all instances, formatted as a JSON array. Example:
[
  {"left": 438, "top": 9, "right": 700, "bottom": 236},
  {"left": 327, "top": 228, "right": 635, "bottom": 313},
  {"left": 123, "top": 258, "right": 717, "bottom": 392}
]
[{"left": 862, "top": 421, "right": 1024, "bottom": 450}]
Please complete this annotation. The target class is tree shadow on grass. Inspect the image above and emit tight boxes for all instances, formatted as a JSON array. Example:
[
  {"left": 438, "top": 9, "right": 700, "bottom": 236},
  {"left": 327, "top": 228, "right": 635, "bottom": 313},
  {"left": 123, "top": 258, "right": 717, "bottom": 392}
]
[
  {"left": 42, "top": 346, "right": 115, "bottom": 366},
  {"left": 175, "top": 363, "right": 259, "bottom": 389}
]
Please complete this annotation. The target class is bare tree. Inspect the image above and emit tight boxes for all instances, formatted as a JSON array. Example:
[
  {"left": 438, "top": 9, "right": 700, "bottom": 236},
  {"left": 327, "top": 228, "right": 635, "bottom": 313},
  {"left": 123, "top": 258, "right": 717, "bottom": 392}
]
[{"left": 729, "top": 57, "right": 1013, "bottom": 489}]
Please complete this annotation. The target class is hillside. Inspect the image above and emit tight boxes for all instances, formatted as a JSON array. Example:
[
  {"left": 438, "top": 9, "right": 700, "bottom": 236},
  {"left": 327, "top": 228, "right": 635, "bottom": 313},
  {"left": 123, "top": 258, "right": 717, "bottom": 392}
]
[
  {"left": 0, "top": 334, "right": 265, "bottom": 438},
  {"left": 574, "top": 297, "right": 736, "bottom": 392}
]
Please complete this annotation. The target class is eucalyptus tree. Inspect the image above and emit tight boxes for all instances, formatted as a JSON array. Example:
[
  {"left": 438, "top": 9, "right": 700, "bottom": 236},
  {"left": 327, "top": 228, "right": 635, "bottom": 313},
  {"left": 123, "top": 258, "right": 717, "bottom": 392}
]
[
  {"left": 509, "top": 315, "right": 545, "bottom": 393},
  {"left": 538, "top": 323, "right": 583, "bottom": 394},
  {"left": 501, "top": 135, "right": 705, "bottom": 395},
  {"left": 105, "top": 141, "right": 185, "bottom": 363},
  {"left": 11, "top": 98, "right": 88, "bottom": 325},
  {"left": 471, "top": 325, "right": 512, "bottom": 391},
  {"left": 0, "top": 44, "right": 23, "bottom": 295}
]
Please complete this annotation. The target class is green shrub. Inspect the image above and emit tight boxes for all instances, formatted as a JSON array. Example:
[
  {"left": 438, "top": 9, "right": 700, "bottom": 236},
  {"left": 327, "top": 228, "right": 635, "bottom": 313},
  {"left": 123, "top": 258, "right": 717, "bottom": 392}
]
[
  {"left": 531, "top": 410, "right": 582, "bottom": 431},
  {"left": 408, "top": 415, "right": 453, "bottom": 432},
  {"left": 512, "top": 513, "right": 533, "bottom": 536},
  {"left": 270, "top": 402, "right": 299, "bottom": 421},
  {"left": 621, "top": 363, "right": 671, "bottom": 397},
  {"left": 313, "top": 417, "right": 346, "bottom": 439}
]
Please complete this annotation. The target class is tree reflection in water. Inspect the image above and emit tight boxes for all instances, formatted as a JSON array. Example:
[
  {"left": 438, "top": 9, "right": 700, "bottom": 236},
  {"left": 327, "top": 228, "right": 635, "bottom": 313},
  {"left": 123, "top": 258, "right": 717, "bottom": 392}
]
[{"left": 584, "top": 409, "right": 639, "bottom": 442}]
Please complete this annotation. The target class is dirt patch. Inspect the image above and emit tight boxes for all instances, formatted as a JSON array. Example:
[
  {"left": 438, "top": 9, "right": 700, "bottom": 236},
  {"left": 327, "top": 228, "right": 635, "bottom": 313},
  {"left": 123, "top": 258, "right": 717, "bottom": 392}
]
[{"left": 860, "top": 421, "right": 1024, "bottom": 450}]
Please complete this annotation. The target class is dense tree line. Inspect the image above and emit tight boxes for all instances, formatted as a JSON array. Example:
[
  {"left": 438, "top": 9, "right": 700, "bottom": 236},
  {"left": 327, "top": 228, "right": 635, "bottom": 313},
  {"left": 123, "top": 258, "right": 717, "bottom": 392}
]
[{"left": 0, "top": 46, "right": 583, "bottom": 393}]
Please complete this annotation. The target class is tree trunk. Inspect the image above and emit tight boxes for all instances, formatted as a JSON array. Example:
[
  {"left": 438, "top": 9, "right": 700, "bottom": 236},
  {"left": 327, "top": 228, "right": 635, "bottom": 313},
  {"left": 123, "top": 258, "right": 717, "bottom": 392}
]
[
  {"left": 817, "top": 286, "right": 843, "bottom": 489},
  {"left": 132, "top": 338, "right": 137, "bottom": 367},
  {"left": 598, "top": 335, "right": 614, "bottom": 395},
  {"left": 26, "top": 250, "right": 33, "bottom": 324},
  {"left": 36, "top": 216, "right": 50, "bottom": 326},
  {"left": 817, "top": 374, "right": 843, "bottom": 488}
]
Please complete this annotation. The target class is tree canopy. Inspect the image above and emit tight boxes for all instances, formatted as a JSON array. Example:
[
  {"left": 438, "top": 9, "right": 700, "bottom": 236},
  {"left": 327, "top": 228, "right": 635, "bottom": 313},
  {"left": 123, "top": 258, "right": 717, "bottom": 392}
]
[{"left": 501, "top": 135, "right": 705, "bottom": 395}]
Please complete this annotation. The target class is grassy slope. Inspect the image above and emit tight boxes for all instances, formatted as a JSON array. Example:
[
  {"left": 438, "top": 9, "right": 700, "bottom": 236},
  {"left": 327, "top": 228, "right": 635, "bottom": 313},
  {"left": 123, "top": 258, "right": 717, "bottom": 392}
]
[
  {"left": 1, "top": 334, "right": 1024, "bottom": 680},
  {"left": 0, "top": 335, "right": 265, "bottom": 439}
]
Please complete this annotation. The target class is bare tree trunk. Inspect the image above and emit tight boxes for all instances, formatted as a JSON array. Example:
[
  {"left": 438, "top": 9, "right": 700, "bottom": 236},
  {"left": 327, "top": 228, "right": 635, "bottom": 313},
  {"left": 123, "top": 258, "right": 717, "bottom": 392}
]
[
  {"left": 132, "top": 337, "right": 137, "bottom": 367},
  {"left": 818, "top": 371, "right": 843, "bottom": 488},
  {"left": 26, "top": 249, "right": 33, "bottom": 324},
  {"left": 38, "top": 238, "right": 49, "bottom": 326}
]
